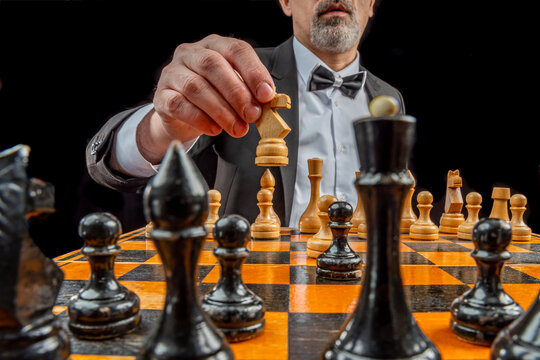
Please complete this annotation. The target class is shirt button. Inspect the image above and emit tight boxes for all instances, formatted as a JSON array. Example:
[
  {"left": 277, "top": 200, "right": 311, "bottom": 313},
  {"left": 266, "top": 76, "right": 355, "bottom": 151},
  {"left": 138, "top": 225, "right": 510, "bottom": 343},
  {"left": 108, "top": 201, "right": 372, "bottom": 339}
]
[
  {"left": 334, "top": 100, "right": 339, "bottom": 107},
  {"left": 338, "top": 145, "right": 345, "bottom": 152},
  {"left": 339, "top": 195, "right": 346, "bottom": 201}
]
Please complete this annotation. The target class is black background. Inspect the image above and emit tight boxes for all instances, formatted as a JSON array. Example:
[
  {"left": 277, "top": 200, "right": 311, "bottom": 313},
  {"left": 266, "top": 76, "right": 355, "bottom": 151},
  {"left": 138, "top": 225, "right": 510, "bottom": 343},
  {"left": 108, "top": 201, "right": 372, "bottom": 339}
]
[{"left": 1, "top": 0, "right": 538, "bottom": 257}]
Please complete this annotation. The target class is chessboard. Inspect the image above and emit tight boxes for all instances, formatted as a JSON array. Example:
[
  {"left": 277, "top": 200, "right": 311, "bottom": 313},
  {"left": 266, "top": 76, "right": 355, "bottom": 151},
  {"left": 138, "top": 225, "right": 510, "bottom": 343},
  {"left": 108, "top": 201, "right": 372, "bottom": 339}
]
[{"left": 54, "top": 228, "right": 540, "bottom": 360}]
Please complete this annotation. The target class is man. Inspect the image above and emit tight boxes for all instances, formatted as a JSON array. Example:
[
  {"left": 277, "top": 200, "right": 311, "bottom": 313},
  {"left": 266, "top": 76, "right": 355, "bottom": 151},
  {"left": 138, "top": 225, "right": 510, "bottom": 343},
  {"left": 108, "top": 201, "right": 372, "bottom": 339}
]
[{"left": 86, "top": 0, "right": 404, "bottom": 228}]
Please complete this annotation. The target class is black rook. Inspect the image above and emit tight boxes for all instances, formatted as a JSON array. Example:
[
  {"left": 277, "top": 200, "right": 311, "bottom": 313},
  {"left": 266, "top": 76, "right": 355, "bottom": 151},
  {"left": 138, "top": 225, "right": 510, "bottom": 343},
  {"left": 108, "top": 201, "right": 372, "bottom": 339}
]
[{"left": 322, "top": 116, "right": 441, "bottom": 360}]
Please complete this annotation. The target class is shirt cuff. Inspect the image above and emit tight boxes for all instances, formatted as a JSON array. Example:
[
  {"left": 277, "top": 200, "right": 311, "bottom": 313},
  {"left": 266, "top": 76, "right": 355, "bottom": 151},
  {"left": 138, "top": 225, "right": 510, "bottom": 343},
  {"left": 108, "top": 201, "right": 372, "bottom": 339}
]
[
  {"left": 111, "top": 104, "right": 200, "bottom": 178},
  {"left": 111, "top": 103, "right": 159, "bottom": 177}
]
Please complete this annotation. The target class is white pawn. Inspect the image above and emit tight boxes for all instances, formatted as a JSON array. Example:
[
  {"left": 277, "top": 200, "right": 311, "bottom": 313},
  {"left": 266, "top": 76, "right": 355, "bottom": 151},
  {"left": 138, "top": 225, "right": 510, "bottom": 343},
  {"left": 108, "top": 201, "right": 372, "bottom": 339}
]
[
  {"left": 409, "top": 191, "right": 438, "bottom": 241},
  {"left": 457, "top": 192, "right": 482, "bottom": 240},
  {"left": 205, "top": 189, "right": 221, "bottom": 239},
  {"left": 510, "top": 194, "right": 532, "bottom": 241}
]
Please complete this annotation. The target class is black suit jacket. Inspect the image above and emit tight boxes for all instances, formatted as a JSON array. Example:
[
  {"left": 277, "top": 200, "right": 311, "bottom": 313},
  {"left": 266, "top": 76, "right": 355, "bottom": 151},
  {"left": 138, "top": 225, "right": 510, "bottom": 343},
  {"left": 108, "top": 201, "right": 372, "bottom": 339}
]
[{"left": 86, "top": 37, "right": 405, "bottom": 226}]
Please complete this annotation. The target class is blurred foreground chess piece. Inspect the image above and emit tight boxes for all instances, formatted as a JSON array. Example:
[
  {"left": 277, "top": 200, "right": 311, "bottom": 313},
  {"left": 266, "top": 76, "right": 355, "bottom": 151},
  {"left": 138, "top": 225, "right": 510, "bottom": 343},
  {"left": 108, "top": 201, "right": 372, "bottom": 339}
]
[
  {"left": 509, "top": 194, "right": 531, "bottom": 241},
  {"left": 354, "top": 171, "right": 367, "bottom": 239},
  {"left": 409, "top": 191, "right": 439, "bottom": 240},
  {"left": 489, "top": 187, "right": 511, "bottom": 222},
  {"left": 68, "top": 213, "right": 141, "bottom": 339},
  {"left": 323, "top": 110, "right": 440, "bottom": 359},
  {"left": 491, "top": 285, "right": 540, "bottom": 358},
  {"left": 307, "top": 195, "right": 338, "bottom": 258},
  {"left": 457, "top": 192, "right": 483, "bottom": 240},
  {"left": 251, "top": 189, "right": 280, "bottom": 240},
  {"left": 299, "top": 158, "right": 323, "bottom": 233},
  {"left": 139, "top": 141, "right": 233, "bottom": 359},
  {"left": 256, "top": 169, "right": 280, "bottom": 227},
  {"left": 368, "top": 94, "right": 400, "bottom": 116},
  {"left": 400, "top": 169, "right": 417, "bottom": 233},
  {"left": 439, "top": 170, "right": 465, "bottom": 234},
  {"left": 255, "top": 93, "right": 291, "bottom": 166},
  {"left": 450, "top": 218, "right": 523, "bottom": 346},
  {"left": 316, "top": 201, "right": 363, "bottom": 280},
  {"left": 205, "top": 189, "right": 221, "bottom": 239},
  {"left": 0, "top": 144, "right": 70, "bottom": 359},
  {"left": 202, "top": 215, "right": 265, "bottom": 342}
]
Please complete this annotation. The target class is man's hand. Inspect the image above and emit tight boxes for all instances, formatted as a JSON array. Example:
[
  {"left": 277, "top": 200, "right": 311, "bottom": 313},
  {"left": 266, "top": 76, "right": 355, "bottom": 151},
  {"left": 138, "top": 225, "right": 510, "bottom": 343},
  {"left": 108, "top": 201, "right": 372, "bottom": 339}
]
[{"left": 137, "top": 34, "right": 276, "bottom": 164}]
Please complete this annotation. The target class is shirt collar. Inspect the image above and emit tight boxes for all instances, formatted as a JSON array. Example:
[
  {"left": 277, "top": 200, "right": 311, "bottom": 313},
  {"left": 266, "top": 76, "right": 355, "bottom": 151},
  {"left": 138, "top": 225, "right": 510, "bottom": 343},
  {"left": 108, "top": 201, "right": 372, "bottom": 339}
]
[{"left": 292, "top": 36, "right": 361, "bottom": 87}]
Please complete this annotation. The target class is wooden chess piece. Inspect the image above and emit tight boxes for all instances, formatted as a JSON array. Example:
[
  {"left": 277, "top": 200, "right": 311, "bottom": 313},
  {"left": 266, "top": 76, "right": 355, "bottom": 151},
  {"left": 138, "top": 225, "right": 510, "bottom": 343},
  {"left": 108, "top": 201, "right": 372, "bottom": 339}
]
[
  {"left": 251, "top": 189, "right": 281, "bottom": 240},
  {"left": 450, "top": 218, "right": 523, "bottom": 346},
  {"left": 205, "top": 189, "right": 221, "bottom": 239},
  {"left": 306, "top": 195, "right": 338, "bottom": 259},
  {"left": 202, "top": 215, "right": 265, "bottom": 342},
  {"left": 256, "top": 169, "right": 280, "bottom": 227},
  {"left": 68, "top": 212, "right": 141, "bottom": 339},
  {"left": 489, "top": 187, "right": 511, "bottom": 222},
  {"left": 491, "top": 286, "right": 540, "bottom": 359},
  {"left": 439, "top": 170, "right": 466, "bottom": 234},
  {"left": 457, "top": 192, "right": 482, "bottom": 240},
  {"left": 322, "top": 114, "right": 440, "bottom": 360},
  {"left": 317, "top": 201, "right": 363, "bottom": 280},
  {"left": 145, "top": 221, "right": 153, "bottom": 238},
  {"left": 139, "top": 141, "right": 233, "bottom": 360},
  {"left": 254, "top": 93, "right": 291, "bottom": 166},
  {"left": 349, "top": 171, "right": 364, "bottom": 235},
  {"left": 410, "top": 191, "right": 439, "bottom": 241},
  {"left": 510, "top": 194, "right": 532, "bottom": 241},
  {"left": 299, "top": 158, "right": 323, "bottom": 233},
  {"left": 0, "top": 144, "right": 70, "bottom": 360},
  {"left": 400, "top": 169, "right": 417, "bottom": 233}
]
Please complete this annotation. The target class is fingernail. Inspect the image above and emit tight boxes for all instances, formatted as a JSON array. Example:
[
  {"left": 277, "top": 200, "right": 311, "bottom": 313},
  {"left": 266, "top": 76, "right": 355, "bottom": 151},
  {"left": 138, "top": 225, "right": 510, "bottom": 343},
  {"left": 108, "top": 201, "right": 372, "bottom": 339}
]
[
  {"left": 243, "top": 102, "right": 261, "bottom": 122},
  {"left": 256, "top": 82, "right": 275, "bottom": 102},
  {"left": 233, "top": 120, "right": 248, "bottom": 137}
]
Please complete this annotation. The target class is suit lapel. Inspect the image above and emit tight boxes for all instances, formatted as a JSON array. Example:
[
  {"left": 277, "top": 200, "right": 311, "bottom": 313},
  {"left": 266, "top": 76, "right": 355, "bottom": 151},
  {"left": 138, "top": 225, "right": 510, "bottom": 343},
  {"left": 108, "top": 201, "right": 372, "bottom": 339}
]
[{"left": 268, "top": 38, "right": 298, "bottom": 226}]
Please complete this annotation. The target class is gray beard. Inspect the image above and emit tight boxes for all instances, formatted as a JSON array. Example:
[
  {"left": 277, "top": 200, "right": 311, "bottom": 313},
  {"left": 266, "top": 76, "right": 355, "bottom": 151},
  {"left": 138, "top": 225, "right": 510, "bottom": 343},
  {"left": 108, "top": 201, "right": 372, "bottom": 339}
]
[{"left": 310, "top": 5, "right": 361, "bottom": 53}]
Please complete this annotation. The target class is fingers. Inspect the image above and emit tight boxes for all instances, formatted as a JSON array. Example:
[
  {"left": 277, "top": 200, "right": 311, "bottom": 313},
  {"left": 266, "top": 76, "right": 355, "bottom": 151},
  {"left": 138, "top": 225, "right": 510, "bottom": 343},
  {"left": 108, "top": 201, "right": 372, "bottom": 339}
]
[
  {"left": 153, "top": 34, "right": 275, "bottom": 140},
  {"left": 199, "top": 35, "right": 275, "bottom": 103}
]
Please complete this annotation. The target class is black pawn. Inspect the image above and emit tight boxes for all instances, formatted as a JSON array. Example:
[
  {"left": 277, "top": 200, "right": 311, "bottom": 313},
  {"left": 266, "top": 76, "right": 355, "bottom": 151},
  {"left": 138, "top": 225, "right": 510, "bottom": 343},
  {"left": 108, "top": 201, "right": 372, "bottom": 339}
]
[
  {"left": 491, "top": 288, "right": 540, "bottom": 359},
  {"left": 139, "top": 141, "right": 233, "bottom": 360},
  {"left": 451, "top": 218, "right": 523, "bottom": 346},
  {"left": 317, "top": 201, "right": 363, "bottom": 280},
  {"left": 202, "top": 215, "right": 265, "bottom": 342},
  {"left": 68, "top": 212, "right": 141, "bottom": 340}
]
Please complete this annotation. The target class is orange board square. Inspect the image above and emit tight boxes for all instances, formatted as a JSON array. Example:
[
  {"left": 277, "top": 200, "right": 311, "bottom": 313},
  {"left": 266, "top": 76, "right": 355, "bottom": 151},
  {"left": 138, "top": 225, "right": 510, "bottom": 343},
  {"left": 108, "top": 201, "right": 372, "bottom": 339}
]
[
  {"left": 202, "top": 264, "right": 290, "bottom": 285},
  {"left": 413, "top": 312, "right": 489, "bottom": 359},
  {"left": 119, "top": 281, "right": 166, "bottom": 310},
  {"left": 290, "top": 284, "right": 360, "bottom": 313},
  {"left": 503, "top": 283, "right": 540, "bottom": 309},
  {"left": 60, "top": 262, "right": 139, "bottom": 281},
  {"left": 418, "top": 252, "right": 476, "bottom": 266},
  {"left": 401, "top": 265, "right": 464, "bottom": 285},
  {"left": 231, "top": 312, "right": 288, "bottom": 360},
  {"left": 290, "top": 252, "right": 317, "bottom": 266},
  {"left": 247, "top": 241, "right": 290, "bottom": 252}
]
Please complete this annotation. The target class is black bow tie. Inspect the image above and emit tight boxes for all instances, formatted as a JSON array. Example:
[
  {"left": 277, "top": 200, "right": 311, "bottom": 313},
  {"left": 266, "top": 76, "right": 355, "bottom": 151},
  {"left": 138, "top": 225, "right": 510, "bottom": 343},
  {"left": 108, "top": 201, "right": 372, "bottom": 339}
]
[{"left": 308, "top": 65, "right": 366, "bottom": 99}]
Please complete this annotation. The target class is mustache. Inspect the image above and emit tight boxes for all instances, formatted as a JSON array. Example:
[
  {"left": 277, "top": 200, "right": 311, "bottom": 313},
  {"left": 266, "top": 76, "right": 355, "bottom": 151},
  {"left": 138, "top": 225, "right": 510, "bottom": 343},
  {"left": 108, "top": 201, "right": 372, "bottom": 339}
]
[{"left": 315, "top": 0, "right": 355, "bottom": 16}]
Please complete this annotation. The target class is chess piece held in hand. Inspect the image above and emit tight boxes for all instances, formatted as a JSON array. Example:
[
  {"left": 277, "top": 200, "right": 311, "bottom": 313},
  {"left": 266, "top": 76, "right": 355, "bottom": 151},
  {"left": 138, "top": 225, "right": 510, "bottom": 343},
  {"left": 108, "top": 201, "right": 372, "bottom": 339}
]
[
  {"left": 255, "top": 93, "right": 291, "bottom": 167},
  {"left": 202, "top": 215, "right": 265, "bottom": 342},
  {"left": 68, "top": 212, "right": 141, "bottom": 340}
]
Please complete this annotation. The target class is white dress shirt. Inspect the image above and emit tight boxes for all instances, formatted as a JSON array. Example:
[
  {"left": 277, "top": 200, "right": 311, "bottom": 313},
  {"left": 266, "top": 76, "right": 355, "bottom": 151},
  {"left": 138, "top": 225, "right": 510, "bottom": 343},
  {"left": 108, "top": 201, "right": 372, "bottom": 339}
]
[
  {"left": 112, "top": 37, "right": 370, "bottom": 227},
  {"left": 288, "top": 38, "right": 369, "bottom": 228}
]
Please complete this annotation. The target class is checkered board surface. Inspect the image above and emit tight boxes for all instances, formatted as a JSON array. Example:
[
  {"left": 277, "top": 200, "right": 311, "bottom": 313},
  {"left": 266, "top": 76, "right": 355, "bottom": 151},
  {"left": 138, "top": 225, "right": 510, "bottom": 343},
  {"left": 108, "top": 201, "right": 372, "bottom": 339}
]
[{"left": 54, "top": 228, "right": 540, "bottom": 360}]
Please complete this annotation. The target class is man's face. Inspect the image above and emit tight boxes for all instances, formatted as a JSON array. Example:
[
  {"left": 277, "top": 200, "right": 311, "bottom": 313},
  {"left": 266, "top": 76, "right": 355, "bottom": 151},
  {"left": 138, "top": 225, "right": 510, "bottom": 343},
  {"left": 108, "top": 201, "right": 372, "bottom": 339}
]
[{"left": 280, "top": 0, "right": 375, "bottom": 53}]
